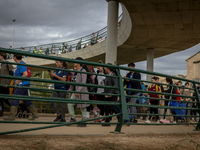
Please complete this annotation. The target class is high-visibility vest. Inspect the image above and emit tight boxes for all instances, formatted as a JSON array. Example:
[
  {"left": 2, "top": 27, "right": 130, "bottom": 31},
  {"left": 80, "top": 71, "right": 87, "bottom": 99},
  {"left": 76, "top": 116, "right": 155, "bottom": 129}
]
[{"left": 38, "top": 49, "right": 43, "bottom": 54}]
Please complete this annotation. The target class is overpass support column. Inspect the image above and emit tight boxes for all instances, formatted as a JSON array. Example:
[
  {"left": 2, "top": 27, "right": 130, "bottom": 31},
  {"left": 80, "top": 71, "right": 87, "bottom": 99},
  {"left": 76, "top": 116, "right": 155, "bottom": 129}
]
[
  {"left": 105, "top": 0, "right": 119, "bottom": 64},
  {"left": 146, "top": 48, "right": 154, "bottom": 82}
]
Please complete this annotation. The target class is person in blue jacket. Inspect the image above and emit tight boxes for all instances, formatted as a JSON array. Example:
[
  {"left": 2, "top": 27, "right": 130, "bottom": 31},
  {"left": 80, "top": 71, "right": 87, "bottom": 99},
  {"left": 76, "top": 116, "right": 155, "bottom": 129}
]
[
  {"left": 124, "top": 62, "right": 141, "bottom": 123},
  {"left": 49, "top": 61, "right": 69, "bottom": 122},
  {"left": 4, "top": 54, "right": 38, "bottom": 121}
]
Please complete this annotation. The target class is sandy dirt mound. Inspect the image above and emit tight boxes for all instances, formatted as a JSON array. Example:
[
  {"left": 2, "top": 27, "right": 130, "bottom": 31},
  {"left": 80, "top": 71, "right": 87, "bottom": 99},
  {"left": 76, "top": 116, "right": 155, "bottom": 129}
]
[{"left": 0, "top": 134, "right": 200, "bottom": 150}]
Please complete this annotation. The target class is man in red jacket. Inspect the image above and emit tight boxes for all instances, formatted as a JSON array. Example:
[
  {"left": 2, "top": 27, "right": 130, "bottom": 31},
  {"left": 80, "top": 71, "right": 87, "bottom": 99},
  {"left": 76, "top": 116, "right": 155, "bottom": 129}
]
[{"left": 145, "top": 77, "right": 162, "bottom": 124}]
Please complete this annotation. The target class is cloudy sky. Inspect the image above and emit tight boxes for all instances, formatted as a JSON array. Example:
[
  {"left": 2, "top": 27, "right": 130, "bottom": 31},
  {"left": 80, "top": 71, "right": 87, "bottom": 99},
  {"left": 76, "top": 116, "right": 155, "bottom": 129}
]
[{"left": 0, "top": 0, "right": 199, "bottom": 79}]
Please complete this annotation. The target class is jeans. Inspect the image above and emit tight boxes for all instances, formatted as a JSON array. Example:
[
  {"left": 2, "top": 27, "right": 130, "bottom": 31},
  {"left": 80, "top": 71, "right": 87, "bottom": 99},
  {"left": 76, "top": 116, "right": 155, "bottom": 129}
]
[
  {"left": 50, "top": 91, "right": 67, "bottom": 119},
  {"left": 148, "top": 101, "right": 159, "bottom": 120},
  {"left": 68, "top": 93, "right": 87, "bottom": 120},
  {"left": 128, "top": 93, "right": 139, "bottom": 119},
  {"left": 104, "top": 96, "right": 118, "bottom": 122},
  {"left": 11, "top": 85, "right": 32, "bottom": 106}
]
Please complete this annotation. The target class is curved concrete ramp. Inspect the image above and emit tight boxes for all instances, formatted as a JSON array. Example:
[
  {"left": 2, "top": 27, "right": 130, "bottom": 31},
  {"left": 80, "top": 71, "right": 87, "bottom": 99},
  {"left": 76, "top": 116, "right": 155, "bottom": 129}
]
[
  {"left": 18, "top": 0, "right": 200, "bottom": 71},
  {"left": 22, "top": 4, "right": 132, "bottom": 71}
]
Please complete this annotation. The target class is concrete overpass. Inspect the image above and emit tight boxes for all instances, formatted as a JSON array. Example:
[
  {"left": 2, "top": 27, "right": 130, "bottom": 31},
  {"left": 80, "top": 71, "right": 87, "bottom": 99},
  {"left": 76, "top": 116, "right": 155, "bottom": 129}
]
[{"left": 11, "top": 0, "right": 200, "bottom": 74}]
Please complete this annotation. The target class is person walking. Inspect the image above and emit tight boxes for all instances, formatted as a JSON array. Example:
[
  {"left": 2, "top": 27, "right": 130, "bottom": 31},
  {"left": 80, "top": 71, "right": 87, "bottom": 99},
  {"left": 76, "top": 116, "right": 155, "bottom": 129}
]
[
  {"left": 103, "top": 64, "right": 119, "bottom": 126},
  {"left": 124, "top": 63, "right": 141, "bottom": 123},
  {"left": 164, "top": 78, "right": 177, "bottom": 122},
  {"left": 49, "top": 61, "right": 69, "bottom": 122},
  {"left": 94, "top": 60, "right": 106, "bottom": 122},
  {"left": 145, "top": 77, "right": 162, "bottom": 124},
  {"left": 4, "top": 54, "right": 38, "bottom": 121},
  {"left": 180, "top": 82, "right": 193, "bottom": 123},
  {"left": 0, "top": 52, "right": 14, "bottom": 116},
  {"left": 68, "top": 57, "right": 89, "bottom": 127}
]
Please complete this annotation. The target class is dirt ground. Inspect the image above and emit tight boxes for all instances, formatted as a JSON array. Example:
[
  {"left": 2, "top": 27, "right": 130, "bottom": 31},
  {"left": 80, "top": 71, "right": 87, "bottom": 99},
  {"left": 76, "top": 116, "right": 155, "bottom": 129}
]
[{"left": 0, "top": 134, "right": 200, "bottom": 150}]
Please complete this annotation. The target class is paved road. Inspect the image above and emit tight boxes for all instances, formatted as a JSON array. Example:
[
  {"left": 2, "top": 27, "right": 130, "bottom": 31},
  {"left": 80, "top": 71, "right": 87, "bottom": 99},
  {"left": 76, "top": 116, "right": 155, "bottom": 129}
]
[{"left": 0, "top": 115, "right": 198, "bottom": 136}]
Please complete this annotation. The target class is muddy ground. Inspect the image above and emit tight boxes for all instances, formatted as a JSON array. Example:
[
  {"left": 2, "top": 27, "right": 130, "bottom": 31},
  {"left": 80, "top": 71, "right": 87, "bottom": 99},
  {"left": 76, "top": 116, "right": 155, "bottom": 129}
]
[{"left": 0, "top": 134, "right": 200, "bottom": 150}]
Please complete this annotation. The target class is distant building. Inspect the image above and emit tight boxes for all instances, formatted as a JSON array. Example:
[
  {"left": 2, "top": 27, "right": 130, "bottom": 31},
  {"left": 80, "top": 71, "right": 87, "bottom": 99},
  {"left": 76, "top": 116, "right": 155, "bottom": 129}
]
[{"left": 186, "top": 51, "right": 200, "bottom": 82}]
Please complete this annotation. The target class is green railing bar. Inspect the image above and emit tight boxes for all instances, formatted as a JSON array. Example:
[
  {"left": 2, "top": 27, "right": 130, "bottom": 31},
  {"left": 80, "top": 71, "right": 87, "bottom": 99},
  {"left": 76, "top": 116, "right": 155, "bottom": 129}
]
[
  {"left": 2, "top": 46, "right": 200, "bottom": 86},
  {"left": 0, "top": 94, "right": 120, "bottom": 106},
  {"left": 0, "top": 113, "right": 121, "bottom": 135},
  {"left": 0, "top": 84, "right": 120, "bottom": 97},
  {"left": 192, "top": 83, "right": 200, "bottom": 130},
  {"left": 0, "top": 74, "right": 118, "bottom": 90},
  {"left": 0, "top": 47, "right": 122, "bottom": 70},
  {"left": 129, "top": 113, "right": 198, "bottom": 117},
  {"left": 0, "top": 61, "right": 119, "bottom": 78},
  {"left": 0, "top": 121, "right": 119, "bottom": 125},
  {"left": 124, "top": 88, "right": 195, "bottom": 99},
  {"left": 124, "top": 123, "right": 199, "bottom": 125},
  {"left": 125, "top": 95, "right": 198, "bottom": 104},
  {"left": 122, "top": 77, "right": 194, "bottom": 90},
  {"left": 127, "top": 103, "right": 198, "bottom": 111}
]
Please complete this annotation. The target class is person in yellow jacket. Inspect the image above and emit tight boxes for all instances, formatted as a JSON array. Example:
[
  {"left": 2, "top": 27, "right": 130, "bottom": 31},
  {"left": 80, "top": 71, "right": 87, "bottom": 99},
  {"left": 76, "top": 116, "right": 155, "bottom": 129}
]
[
  {"left": 33, "top": 47, "right": 37, "bottom": 54},
  {"left": 38, "top": 47, "right": 43, "bottom": 54}
]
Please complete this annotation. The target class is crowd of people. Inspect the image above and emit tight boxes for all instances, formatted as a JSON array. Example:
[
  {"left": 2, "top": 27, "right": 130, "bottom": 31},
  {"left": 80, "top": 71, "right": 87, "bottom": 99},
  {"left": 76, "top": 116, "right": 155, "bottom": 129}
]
[
  {"left": 0, "top": 51, "right": 199, "bottom": 127},
  {"left": 7, "top": 33, "right": 105, "bottom": 59}
]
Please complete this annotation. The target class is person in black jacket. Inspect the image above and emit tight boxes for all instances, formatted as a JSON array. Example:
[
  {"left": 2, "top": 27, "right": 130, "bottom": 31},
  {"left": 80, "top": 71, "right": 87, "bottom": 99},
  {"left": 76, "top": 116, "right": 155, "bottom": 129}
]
[
  {"left": 103, "top": 64, "right": 119, "bottom": 126},
  {"left": 124, "top": 63, "right": 141, "bottom": 123},
  {"left": 164, "top": 78, "right": 177, "bottom": 120}
]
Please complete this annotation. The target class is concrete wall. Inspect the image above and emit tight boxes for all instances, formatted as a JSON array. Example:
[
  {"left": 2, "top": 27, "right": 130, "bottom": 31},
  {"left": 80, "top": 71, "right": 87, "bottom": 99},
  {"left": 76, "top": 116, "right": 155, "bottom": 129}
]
[{"left": 186, "top": 52, "right": 200, "bottom": 80}]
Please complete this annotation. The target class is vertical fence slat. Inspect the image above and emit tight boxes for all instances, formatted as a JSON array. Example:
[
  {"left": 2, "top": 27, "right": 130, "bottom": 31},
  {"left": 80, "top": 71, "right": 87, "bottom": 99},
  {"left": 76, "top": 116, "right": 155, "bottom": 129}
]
[
  {"left": 114, "top": 67, "right": 129, "bottom": 133},
  {"left": 193, "top": 83, "right": 200, "bottom": 130}
]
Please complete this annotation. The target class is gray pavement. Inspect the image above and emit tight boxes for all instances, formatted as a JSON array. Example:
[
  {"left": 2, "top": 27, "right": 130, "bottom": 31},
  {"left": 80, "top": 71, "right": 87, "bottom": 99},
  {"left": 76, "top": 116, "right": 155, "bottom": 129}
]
[{"left": 0, "top": 114, "right": 199, "bottom": 136}]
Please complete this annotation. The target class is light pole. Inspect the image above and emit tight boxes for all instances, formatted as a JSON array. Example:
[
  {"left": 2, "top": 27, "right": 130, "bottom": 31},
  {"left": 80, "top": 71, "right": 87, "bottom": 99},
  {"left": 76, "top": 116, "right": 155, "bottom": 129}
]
[{"left": 12, "top": 19, "right": 16, "bottom": 48}]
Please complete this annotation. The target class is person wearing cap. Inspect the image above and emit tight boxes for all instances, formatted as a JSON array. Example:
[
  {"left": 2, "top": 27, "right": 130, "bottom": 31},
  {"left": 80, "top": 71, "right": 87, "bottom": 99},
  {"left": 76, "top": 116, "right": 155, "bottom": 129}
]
[{"left": 68, "top": 57, "right": 89, "bottom": 127}]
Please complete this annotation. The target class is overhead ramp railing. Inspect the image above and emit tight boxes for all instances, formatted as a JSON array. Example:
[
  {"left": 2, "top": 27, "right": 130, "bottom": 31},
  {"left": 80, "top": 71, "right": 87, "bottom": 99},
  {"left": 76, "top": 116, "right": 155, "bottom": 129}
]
[
  {"left": 0, "top": 47, "right": 199, "bottom": 135},
  {"left": 11, "top": 14, "right": 123, "bottom": 56}
]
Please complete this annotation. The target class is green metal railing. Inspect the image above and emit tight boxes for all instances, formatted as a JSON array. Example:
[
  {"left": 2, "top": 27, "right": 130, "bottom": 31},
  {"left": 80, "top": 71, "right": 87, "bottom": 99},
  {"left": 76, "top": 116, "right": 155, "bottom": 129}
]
[
  {"left": 0, "top": 47, "right": 199, "bottom": 135},
  {"left": 10, "top": 14, "right": 123, "bottom": 56}
]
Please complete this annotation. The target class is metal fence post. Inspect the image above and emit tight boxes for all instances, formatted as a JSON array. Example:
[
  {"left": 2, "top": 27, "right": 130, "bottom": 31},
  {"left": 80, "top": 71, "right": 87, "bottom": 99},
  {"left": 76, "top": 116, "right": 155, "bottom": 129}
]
[
  {"left": 113, "top": 67, "right": 129, "bottom": 133},
  {"left": 62, "top": 42, "right": 65, "bottom": 54},
  {"left": 193, "top": 82, "right": 200, "bottom": 130},
  {"left": 96, "top": 31, "right": 99, "bottom": 43}
]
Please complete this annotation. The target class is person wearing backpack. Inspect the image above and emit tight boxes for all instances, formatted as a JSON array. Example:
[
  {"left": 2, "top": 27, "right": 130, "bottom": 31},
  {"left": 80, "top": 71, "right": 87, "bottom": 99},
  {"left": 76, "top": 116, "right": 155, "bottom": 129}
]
[
  {"left": 49, "top": 61, "right": 69, "bottom": 122},
  {"left": 68, "top": 57, "right": 89, "bottom": 127},
  {"left": 4, "top": 54, "right": 38, "bottom": 121},
  {"left": 0, "top": 52, "right": 14, "bottom": 116},
  {"left": 145, "top": 77, "right": 162, "bottom": 124}
]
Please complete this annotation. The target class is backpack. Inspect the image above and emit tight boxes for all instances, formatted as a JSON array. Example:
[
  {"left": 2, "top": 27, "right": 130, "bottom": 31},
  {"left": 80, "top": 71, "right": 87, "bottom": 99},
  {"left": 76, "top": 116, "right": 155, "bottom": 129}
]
[
  {"left": 27, "top": 66, "right": 31, "bottom": 77},
  {"left": 81, "top": 67, "right": 95, "bottom": 92},
  {"left": 6, "top": 64, "right": 14, "bottom": 76},
  {"left": 23, "top": 62, "right": 31, "bottom": 77}
]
